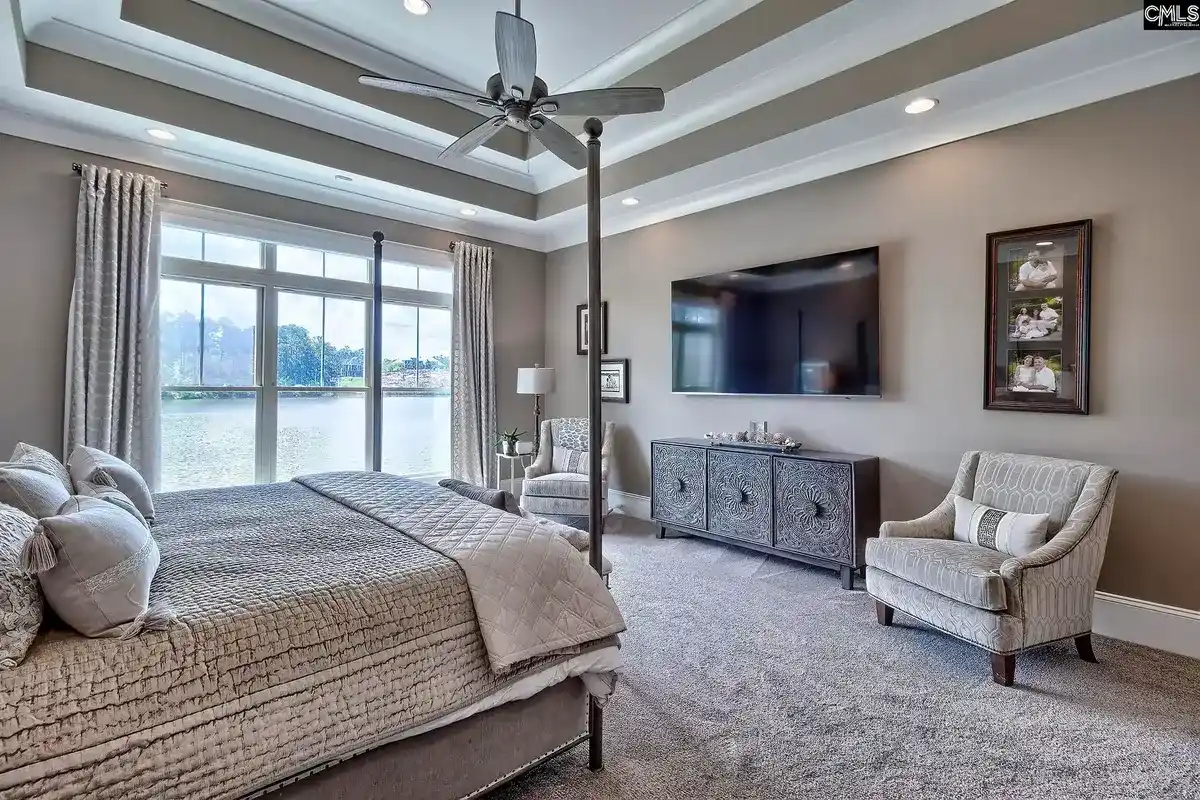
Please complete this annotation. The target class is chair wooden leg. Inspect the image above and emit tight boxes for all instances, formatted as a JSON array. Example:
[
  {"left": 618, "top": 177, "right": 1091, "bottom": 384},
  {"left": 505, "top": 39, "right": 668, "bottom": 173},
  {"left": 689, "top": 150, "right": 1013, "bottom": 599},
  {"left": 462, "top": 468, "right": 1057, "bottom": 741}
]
[
  {"left": 875, "top": 600, "right": 894, "bottom": 627},
  {"left": 991, "top": 652, "right": 1016, "bottom": 686},
  {"left": 1075, "top": 633, "right": 1098, "bottom": 663}
]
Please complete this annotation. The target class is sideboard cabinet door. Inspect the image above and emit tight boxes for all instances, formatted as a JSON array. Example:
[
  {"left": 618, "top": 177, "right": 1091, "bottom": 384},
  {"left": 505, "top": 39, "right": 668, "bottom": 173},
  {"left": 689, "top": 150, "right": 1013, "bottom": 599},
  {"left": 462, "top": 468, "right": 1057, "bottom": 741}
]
[
  {"left": 706, "top": 449, "right": 772, "bottom": 544},
  {"left": 773, "top": 458, "right": 853, "bottom": 563},
  {"left": 651, "top": 443, "right": 706, "bottom": 529}
]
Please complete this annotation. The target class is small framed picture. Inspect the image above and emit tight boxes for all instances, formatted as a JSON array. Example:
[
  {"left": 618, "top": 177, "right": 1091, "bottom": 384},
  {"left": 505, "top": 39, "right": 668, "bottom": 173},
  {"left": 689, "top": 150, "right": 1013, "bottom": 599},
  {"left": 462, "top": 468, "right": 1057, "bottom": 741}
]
[
  {"left": 600, "top": 358, "right": 629, "bottom": 403},
  {"left": 576, "top": 301, "right": 608, "bottom": 356},
  {"left": 985, "top": 219, "right": 1092, "bottom": 414}
]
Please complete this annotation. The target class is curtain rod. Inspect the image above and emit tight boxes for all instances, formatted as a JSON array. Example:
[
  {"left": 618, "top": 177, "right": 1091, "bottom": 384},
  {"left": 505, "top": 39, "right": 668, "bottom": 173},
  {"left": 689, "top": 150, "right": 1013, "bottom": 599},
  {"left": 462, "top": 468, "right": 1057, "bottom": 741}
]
[{"left": 73, "top": 163, "right": 169, "bottom": 190}]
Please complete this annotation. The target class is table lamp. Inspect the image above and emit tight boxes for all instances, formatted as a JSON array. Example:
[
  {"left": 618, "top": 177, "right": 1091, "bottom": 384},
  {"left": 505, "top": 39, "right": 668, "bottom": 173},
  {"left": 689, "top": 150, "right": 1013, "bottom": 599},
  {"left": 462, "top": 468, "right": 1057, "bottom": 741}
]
[{"left": 516, "top": 364, "right": 556, "bottom": 455}]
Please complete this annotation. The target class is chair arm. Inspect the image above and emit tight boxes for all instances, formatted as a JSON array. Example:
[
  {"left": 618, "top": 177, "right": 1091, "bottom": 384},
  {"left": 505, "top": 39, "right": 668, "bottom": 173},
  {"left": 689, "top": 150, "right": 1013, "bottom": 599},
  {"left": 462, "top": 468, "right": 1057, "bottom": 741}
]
[
  {"left": 524, "top": 463, "right": 549, "bottom": 479},
  {"left": 879, "top": 493, "right": 955, "bottom": 539}
]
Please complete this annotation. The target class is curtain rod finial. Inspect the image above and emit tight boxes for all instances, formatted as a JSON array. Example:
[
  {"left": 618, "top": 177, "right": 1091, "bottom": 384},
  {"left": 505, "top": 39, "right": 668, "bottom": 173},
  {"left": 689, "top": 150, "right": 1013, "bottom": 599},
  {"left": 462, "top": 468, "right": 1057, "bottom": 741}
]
[{"left": 372, "top": 231, "right": 385, "bottom": 243}]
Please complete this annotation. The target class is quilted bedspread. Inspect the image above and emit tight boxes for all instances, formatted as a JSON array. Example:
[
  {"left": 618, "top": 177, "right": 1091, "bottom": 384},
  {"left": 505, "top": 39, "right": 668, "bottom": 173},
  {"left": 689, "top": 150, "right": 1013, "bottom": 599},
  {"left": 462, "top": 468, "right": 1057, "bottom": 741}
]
[
  {"left": 0, "top": 475, "right": 623, "bottom": 800},
  {"left": 296, "top": 471, "right": 625, "bottom": 672}
]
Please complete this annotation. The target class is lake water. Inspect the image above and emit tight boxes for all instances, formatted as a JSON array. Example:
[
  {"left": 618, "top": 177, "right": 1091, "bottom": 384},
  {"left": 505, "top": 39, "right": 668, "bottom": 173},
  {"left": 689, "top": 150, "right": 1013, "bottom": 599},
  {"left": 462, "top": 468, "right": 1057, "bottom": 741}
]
[{"left": 162, "top": 394, "right": 450, "bottom": 491}]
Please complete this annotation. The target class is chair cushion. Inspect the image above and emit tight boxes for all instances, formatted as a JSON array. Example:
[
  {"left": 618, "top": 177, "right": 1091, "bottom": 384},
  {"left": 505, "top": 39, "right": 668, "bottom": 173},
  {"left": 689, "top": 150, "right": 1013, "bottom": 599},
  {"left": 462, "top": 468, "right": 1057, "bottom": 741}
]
[
  {"left": 523, "top": 472, "right": 593, "bottom": 499},
  {"left": 953, "top": 495, "right": 1048, "bottom": 557},
  {"left": 866, "top": 537, "right": 1009, "bottom": 611}
]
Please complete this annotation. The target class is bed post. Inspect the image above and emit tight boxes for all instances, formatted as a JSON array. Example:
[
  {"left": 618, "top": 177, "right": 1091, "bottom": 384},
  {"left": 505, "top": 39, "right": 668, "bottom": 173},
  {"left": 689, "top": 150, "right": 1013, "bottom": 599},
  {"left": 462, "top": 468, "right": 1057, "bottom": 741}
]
[
  {"left": 371, "top": 231, "right": 385, "bottom": 472},
  {"left": 584, "top": 116, "right": 605, "bottom": 773}
]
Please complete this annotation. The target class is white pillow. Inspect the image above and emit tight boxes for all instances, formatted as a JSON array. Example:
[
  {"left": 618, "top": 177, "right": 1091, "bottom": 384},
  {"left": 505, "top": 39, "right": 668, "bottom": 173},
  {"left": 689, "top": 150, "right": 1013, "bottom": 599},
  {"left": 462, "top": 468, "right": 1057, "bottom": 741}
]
[
  {"left": 67, "top": 446, "right": 155, "bottom": 521},
  {"left": 953, "top": 496, "right": 1050, "bottom": 557}
]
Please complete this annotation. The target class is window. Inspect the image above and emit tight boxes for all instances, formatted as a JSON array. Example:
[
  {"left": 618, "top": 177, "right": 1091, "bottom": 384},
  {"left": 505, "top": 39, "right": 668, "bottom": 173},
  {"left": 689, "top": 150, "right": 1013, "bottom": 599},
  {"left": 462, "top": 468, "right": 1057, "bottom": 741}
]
[{"left": 158, "top": 208, "right": 453, "bottom": 490}]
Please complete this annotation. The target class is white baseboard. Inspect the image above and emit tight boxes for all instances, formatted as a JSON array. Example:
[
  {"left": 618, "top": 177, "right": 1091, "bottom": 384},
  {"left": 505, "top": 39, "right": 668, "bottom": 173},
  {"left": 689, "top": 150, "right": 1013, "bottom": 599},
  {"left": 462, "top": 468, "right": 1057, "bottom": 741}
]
[
  {"left": 608, "top": 489, "right": 651, "bottom": 520},
  {"left": 607, "top": 489, "right": 1199, "bottom": 660},
  {"left": 1093, "top": 592, "right": 1200, "bottom": 660}
]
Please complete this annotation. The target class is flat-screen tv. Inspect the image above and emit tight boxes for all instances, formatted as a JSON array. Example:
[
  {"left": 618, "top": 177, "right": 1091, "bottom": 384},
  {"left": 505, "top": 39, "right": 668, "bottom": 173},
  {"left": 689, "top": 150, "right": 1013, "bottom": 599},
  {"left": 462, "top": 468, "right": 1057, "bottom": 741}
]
[{"left": 671, "top": 247, "right": 880, "bottom": 396}]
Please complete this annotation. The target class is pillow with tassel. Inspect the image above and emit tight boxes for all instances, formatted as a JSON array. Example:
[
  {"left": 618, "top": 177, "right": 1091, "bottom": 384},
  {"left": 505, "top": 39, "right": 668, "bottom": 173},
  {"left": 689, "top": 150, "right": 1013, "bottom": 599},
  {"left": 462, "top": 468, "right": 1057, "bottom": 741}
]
[
  {"left": 23, "top": 497, "right": 172, "bottom": 638},
  {"left": 1, "top": 505, "right": 43, "bottom": 669}
]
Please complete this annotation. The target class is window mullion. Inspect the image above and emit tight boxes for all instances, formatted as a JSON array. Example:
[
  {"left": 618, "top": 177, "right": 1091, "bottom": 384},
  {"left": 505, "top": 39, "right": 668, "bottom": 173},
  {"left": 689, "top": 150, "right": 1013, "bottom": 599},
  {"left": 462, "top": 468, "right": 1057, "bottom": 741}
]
[{"left": 260, "top": 250, "right": 280, "bottom": 484}]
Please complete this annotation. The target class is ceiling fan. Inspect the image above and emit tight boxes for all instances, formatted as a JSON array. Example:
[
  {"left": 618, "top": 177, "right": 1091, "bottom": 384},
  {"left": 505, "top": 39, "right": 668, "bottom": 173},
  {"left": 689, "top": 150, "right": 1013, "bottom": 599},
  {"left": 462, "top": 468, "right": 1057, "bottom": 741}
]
[{"left": 359, "top": 0, "right": 666, "bottom": 169}]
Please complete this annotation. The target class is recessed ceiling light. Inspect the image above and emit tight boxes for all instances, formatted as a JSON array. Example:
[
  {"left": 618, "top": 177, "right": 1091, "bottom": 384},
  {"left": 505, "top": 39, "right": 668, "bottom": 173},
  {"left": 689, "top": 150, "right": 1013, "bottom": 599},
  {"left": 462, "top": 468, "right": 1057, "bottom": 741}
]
[
  {"left": 904, "top": 97, "right": 939, "bottom": 115},
  {"left": 460, "top": 208, "right": 477, "bottom": 216},
  {"left": 334, "top": 174, "right": 354, "bottom": 182},
  {"left": 146, "top": 128, "right": 177, "bottom": 141},
  {"left": 1036, "top": 241, "right": 1054, "bottom": 247},
  {"left": 621, "top": 197, "right": 640, "bottom": 206},
  {"left": 404, "top": 0, "right": 431, "bottom": 15}
]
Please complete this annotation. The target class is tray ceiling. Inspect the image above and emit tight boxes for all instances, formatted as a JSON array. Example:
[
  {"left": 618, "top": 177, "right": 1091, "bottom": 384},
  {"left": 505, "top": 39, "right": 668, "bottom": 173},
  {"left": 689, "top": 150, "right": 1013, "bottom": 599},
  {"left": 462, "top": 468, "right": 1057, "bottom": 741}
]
[{"left": 2, "top": 0, "right": 1198, "bottom": 251}]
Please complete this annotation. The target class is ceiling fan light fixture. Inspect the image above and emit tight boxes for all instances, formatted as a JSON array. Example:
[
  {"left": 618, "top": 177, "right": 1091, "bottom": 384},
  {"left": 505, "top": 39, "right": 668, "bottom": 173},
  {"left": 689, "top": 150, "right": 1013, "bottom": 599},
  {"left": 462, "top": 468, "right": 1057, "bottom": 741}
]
[
  {"left": 621, "top": 197, "right": 639, "bottom": 206},
  {"left": 404, "top": 0, "right": 432, "bottom": 15},
  {"left": 460, "top": 208, "right": 478, "bottom": 216},
  {"left": 904, "top": 97, "right": 939, "bottom": 115},
  {"left": 146, "top": 128, "right": 176, "bottom": 141}
]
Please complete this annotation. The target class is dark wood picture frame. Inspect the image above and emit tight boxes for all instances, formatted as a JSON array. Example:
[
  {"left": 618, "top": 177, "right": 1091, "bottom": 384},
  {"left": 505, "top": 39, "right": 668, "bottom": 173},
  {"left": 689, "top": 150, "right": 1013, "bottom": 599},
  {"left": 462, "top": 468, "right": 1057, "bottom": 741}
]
[
  {"left": 985, "top": 219, "right": 1092, "bottom": 414},
  {"left": 600, "top": 358, "right": 629, "bottom": 403},
  {"left": 576, "top": 301, "right": 608, "bottom": 356}
]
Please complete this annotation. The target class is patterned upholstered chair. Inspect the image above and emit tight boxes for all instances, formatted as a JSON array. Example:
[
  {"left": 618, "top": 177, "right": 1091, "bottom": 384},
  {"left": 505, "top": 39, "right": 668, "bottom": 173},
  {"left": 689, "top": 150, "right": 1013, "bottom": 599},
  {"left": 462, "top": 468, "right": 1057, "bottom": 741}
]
[
  {"left": 866, "top": 451, "right": 1119, "bottom": 686},
  {"left": 520, "top": 418, "right": 615, "bottom": 531}
]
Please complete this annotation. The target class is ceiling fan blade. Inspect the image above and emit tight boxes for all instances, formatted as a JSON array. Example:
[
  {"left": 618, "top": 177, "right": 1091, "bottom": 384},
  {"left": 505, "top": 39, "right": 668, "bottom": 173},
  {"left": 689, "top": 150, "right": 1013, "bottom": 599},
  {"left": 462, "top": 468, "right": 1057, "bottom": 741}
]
[
  {"left": 495, "top": 11, "right": 536, "bottom": 101},
  {"left": 439, "top": 115, "right": 508, "bottom": 160},
  {"left": 359, "top": 75, "right": 494, "bottom": 108},
  {"left": 537, "top": 87, "right": 665, "bottom": 117},
  {"left": 530, "top": 116, "right": 588, "bottom": 170}
]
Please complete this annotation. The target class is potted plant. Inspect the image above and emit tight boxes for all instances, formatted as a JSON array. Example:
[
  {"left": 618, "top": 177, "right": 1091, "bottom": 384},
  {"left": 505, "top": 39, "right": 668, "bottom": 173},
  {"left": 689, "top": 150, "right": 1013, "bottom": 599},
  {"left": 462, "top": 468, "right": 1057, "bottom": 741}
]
[{"left": 496, "top": 427, "right": 526, "bottom": 457}]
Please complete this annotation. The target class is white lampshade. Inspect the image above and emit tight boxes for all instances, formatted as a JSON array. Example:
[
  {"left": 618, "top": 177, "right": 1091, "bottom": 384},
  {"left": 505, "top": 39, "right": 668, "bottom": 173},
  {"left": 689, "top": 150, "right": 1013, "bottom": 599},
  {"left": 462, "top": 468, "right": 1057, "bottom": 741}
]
[{"left": 517, "top": 366, "right": 556, "bottom": 395}]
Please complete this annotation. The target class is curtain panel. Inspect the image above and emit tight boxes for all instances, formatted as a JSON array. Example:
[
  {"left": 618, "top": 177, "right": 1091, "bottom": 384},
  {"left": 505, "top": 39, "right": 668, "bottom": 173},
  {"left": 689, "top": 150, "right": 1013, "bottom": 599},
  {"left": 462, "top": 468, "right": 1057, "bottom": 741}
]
[
  {"left": 450, "top": 242, "right": 496, "bottom": 487},
  {"left": 64, "top": 165, "right": 163, "bottom": 488}
]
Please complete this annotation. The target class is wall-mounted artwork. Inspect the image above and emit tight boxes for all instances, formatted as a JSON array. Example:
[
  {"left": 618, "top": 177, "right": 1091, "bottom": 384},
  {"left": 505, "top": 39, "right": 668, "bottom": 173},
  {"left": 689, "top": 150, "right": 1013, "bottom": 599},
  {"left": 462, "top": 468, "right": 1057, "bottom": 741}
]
[
  {"left": 576, "top": 301, "right": 608, "bottom": 356},
  {"left": 600, "top": 358, "right": 629, "bottom": 403},
  {"left": 985, "top": 219, "right": 1092, "bottom": 414}
]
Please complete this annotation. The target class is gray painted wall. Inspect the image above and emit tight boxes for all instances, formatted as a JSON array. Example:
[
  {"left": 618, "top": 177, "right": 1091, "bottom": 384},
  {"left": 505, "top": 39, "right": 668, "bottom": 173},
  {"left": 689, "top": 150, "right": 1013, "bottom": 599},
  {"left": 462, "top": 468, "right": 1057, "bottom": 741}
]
[
  {"left": 0, "top": 134, "right": 547, "bottom": 466},
  {"left": 545, "top": 76, "right": 1200, "bottom": 610}
]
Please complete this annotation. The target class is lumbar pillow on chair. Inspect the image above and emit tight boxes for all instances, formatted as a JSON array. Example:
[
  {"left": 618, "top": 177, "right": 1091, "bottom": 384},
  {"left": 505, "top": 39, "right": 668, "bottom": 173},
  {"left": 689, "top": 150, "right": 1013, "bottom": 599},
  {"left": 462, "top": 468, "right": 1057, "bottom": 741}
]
[
  {"left": 551, "top": 446, "right": 590, "bottom": 473},
  {"left": 953, "top": 496, "right": 1050, "bottom": 558}
]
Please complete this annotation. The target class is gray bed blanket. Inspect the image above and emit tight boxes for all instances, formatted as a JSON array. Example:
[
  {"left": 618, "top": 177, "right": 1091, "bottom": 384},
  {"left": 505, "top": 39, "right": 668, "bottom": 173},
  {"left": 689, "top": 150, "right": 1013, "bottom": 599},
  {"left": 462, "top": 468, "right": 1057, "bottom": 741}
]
[
  {"left": 297, "top": 471, "right": 625, "bottom": 672},
  {"left": 0, "top": 476, "right": 622, "bottom": 800}
]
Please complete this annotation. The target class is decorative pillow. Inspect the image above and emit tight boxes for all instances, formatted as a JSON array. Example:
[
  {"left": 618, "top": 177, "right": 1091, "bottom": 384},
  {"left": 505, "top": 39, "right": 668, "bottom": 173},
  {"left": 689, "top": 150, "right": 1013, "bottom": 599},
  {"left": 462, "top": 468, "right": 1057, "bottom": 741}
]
[
  {"left": 0, "top": 506, "right": 43, "bottom": 669},
  {"left": 953, "top": 496, "right": 1050, "bottom": 557},
  {"left": 438, "top": 478, "right": 507, "bottom": 510},
  {"left": 0, "top": 464, "right": 73, "bottom": 519},
  {"left": 10, "top": 443, "right": 72, "bottom": 494},
  {"left": 552, "top": 446, "right": 590, "bottom": 474},
  {"left": 26, "top": 496, "right": 168, "bottom": 638},
  {"left": 75, "top": 480, "right": 150, "bottom": 529},
  {"left": 67, "top": 446, "right": 155, "bottom": 521}
]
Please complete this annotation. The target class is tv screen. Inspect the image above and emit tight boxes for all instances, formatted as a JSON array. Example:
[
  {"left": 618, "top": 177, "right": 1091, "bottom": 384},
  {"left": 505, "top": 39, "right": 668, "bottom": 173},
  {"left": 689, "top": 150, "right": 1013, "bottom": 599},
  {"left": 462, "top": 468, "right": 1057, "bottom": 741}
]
[{"left": 671, "top": 247, "right": 880, "bottom": 396}]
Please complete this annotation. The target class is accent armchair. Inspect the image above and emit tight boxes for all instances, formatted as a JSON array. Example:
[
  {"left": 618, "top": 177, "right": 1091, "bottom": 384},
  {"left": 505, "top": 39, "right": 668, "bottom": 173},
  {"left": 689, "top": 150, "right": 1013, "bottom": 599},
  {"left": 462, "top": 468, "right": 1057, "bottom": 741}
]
[
  {"left": 520, "top": 417, "right": 615, "bottom": 531},
  {"left": 866, "top": 451, "right": 1119, "bottom": 686}
]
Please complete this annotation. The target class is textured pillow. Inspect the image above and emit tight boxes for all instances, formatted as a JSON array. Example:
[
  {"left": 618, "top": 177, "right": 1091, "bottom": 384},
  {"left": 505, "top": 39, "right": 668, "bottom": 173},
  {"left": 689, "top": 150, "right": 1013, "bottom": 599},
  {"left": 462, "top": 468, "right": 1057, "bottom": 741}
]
[
  {"left": 0, "top": 464, "right": 73, "bottom": 519},
  {"left": 0, "top": 505, "right": 43, "bottom": 669},
  {"left": 551, "top": 446, "right": 590, "bottom": 474},
  {"left": 75, "top": 480, "right": 150, "bottom": 529},
  {"left": 10, "top": 443, "right": 72, "bottom": 493},
  {"left": 68, "top": 446, "right": 155, "bottom": 521},
  {"left": 27, "top": 496, "right": 167, "bottom": 638},
  {"left": 953, "top": 496, "right": 1050, "bottom": 557},
  {"left": 438, "top": 478, "right": 507, "bottom": 510}
]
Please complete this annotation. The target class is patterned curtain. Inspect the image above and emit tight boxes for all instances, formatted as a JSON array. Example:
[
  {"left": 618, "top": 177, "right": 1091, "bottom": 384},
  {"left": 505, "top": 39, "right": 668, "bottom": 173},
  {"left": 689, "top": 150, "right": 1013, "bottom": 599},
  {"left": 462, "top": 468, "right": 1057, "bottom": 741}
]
[
  {"left": 64, "top": 165, "right": 163, "bottom": 488},
  {"left": 450, "top": 242, "right": 496, "bottom": 487}
]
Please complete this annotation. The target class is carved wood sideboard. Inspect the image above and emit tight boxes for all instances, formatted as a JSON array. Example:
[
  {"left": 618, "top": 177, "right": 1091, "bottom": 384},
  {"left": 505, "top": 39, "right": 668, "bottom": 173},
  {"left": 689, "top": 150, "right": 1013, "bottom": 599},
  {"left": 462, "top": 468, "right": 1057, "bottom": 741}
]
[{"left": 650, "top": 438, "right": 880, "bottom": 588}]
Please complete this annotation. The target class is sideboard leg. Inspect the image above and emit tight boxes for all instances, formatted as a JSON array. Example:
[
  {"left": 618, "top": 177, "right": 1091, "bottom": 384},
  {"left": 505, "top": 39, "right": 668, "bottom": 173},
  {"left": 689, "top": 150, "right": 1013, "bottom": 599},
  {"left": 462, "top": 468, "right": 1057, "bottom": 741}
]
[
  {"left": 839, "top": 565, "right": 854, "bottom": 590},
  {"left": 656, "top": 525, "right": 666, "bottom": 540}
]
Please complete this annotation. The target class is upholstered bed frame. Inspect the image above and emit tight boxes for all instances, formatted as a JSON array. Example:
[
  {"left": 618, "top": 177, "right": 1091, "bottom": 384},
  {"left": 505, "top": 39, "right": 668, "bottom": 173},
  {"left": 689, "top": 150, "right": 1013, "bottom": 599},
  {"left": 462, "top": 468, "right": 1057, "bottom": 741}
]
[{"left": 264, "top": 678, "right": 590, "bottom": 800}]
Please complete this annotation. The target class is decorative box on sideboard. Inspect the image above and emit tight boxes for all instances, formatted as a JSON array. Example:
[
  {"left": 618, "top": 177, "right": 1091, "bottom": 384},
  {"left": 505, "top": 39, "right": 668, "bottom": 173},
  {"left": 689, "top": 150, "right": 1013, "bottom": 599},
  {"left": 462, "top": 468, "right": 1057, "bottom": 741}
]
[{"left": 650, "top": 438, "right": 880, "bottom": 589}]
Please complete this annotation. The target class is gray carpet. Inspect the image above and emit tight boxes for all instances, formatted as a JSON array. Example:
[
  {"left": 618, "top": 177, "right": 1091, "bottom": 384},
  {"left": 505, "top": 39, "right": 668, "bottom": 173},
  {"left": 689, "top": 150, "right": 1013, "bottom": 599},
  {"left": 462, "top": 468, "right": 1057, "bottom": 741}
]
[{"left": 491, "top": 516, "right": 1200, "bottom": 800}]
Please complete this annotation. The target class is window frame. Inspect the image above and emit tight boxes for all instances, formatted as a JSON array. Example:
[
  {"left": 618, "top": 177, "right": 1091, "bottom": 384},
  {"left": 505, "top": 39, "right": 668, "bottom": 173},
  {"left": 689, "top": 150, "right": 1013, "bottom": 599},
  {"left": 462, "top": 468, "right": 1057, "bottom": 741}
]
[{"left": 160, "top": 203, "right": 453, "bottom": 487}]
